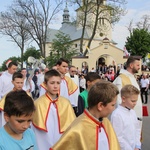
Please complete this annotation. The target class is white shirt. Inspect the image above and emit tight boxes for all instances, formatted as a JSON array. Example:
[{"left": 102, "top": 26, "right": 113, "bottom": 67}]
[
  {"left": 37, "top": 73, "right": 44, "bottom": 88},
  {"left": 23, "top": 78, "right": 35, "bottom": 92},
  {"left": 60, "top": 79, "right": 70, "bottom": 100},
  {"left": 140, "top": 78, "right": 149, "bottom": 88},
  {"left": 80, "top": 78, "right": 86, "bottom": 89},
  {"left": 65, "top": 73, "right": 79, "bottom": 87},
  {"left": 65, "top": 73, "right": 80, "bottom": 107},
  {"left": 0, "top": 71, "right": 13, "bottom": 98},
  {"left": 38, "top": 73, "right": 45, "bottom": 96},
  {"left": 111, "top": 105, "right": 141, "bottom": 150},
  {"left": 98, "top": 127, "right": 109, "bottom": 150}
]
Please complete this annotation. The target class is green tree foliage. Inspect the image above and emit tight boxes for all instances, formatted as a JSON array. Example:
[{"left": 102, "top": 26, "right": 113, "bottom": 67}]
[
  {"left": 46, "top": 31, "right": 77, "bottom": 68},
  {"left": 23, "top": 46, "right": 41, "bottom": 67},
  {"left": 23, "top": 47, "right": 41, "bottom": 61},
  {"left": 1, "top": 56, "right": 21, "bottom": 71},
  {"left": 125, "top": 28, "right": 150, "bottom": 58}
]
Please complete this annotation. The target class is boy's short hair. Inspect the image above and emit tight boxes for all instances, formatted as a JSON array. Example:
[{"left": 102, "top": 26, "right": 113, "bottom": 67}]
[
  {"left": 85, "top": 72, "right": 100, "bottom": 88},
  {"left": 121, "top": 84, "right": 140, "bottom": 98},
  {"left": 21, "top": 68, "right": 26, "bottom": 71},
  {"left": 56, "top": 58, "right": 69, "bottom": 66},
  {"left": 88, "top": 81, "right": 119, "bottom": 108},
  {"left": 4, "top": 90, "right": 35, "bottom": 117},
  {"left": 8, "top": 61, "right": 18, "bottom": 68},
  {"left": 85, "top": 72, "right": 100, "bottom": 82},
  {"left": 12, "top": 72, "right": 23, "bottom": 81},
  {"left": 44, "top": 69, "right": 61, "bottom": 83}
]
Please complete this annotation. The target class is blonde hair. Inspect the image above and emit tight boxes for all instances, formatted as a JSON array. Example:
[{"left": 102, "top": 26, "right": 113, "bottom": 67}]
[{"left": 121, "top": 84, "right": 140, "bottom": 98}]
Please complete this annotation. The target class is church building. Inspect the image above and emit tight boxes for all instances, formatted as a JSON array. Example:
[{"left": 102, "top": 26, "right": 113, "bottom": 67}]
[{"left": 45, "top": 0, "right": 127, "bottom": 72}]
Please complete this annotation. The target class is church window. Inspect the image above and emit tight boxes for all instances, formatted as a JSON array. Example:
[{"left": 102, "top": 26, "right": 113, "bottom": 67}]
[{"left": 75, "top": 44, "right": 78, "bottom": 47}]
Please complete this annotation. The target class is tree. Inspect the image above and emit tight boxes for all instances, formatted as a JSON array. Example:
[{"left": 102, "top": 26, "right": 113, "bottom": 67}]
[
  {"left": 0, "top": 7, "right": 30, "bottom": 68},
  {"left": 23, "top": 46, "right": 41, "bottom": 69},
  {"left": 15, "top": 0, "right": 64, "bottom": 58},
  {"left": 70, "top": 0, "right": 127, "bottom": 56},
  {"left": 126, "top": 19, "right": 133, "bottom": 35},
  {"left": 46, "top": 31, "right": 78, "bottom": 68},
  {"left": 23, "top": 46, "right": 41, "bottom": 61},
  {"left": 125, "top": 28, "right": 150, "bottom": 58},
  {"left": 136, "top": 15, "right": 150, "bottom": 30},
  {"left": 126, "top": 15, "right": 150, "bottom": 35}
]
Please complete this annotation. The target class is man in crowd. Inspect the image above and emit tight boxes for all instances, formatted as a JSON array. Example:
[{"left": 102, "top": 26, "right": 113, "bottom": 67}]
[
  {"left": 0, "top": 62, "right": 18, "bottom": 99},
  {"left": 66, "top": 65, "right": 80, "bottom": 114},
  {"left": 113, "top": 56, "right": 143, "bottom": 130}
]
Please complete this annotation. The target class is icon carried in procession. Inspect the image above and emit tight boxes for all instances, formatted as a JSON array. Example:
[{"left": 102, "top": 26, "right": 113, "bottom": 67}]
[{"left": 27, "top": 56, "right": 46, "bottom": 79}]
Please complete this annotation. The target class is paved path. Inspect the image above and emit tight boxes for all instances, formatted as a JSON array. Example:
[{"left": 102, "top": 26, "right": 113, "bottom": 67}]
[{"left": 141, "top": 97, "right": 150, "bottom": 150}]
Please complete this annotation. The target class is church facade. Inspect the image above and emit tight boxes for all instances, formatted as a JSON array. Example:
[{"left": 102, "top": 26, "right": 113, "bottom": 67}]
[{"left": 45, "top": 0, "right": 127, "bottom": 71}]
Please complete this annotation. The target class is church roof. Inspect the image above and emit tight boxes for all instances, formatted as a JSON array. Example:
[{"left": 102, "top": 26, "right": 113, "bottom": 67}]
[
  {"left": 46, "top": 3, "right": 117, "bottom": 45},
  {"left": 46, "top": 28, "right": 59, "bottom": 42},
  {"left": 46, "top": 2, "right": 91, "bottom": 43},
  {"left": 46, "top": 23, "right": 91, "bottom": 43},
  {"left": 60, "top": 23, "right": 90, "bottom": 41}
]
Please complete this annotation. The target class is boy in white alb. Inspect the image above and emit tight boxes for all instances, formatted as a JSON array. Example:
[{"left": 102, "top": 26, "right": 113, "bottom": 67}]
[
  {"left": 31, "top": 69, "right": 76, "bottom": 150},
  {"left": 111, "top": 84, "right": 141, "bottom": 150},
  {"left": 39, "top": 58, "right": 78, "bottom": 107},
  {"left": 0, "top": 72, "right": 31, "bottom": 128},
  {"left": 51, "top": 81, "right": 120, "bottom": 150}
]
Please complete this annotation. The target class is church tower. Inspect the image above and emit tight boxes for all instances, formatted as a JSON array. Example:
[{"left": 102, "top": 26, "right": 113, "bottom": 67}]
[
  {"left": 62, "top": 3, "right": 70, "bottom": 24},
  {"left": 82, "top": 0, "right": 106, "bottom": 6}
]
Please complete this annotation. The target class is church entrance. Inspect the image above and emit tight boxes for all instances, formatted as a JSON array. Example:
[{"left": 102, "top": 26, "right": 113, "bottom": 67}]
[
  {"left": 81, "top": 61, "right": 88, "bottom": 74},
  {"left": 98, "top": 57, "right": 106, "bottom": 66},
  {"left": 96, "top": 54, "right": 117, "bottom": 74},
  {"left": 96, "top": 55, "right": 107, "bottom": 73}
]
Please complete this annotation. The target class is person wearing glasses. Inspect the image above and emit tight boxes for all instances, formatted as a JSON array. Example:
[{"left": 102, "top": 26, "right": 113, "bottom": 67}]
[{"left": 66, "top": 66, "right": 80, "bottom": 115}]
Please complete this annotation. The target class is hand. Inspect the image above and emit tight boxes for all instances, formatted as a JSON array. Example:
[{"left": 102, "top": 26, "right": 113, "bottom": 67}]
[{"left": 134, "top": 148, "right": 140, "bottom": 150}]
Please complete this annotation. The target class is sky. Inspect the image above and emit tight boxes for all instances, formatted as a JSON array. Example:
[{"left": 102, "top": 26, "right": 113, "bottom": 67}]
[{"left": 0, "top": 0, "right": 150, "bottom": 66}]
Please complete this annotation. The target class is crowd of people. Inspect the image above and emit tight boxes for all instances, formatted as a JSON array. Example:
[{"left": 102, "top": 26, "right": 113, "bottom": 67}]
[{"left": 0, "top": 56, "right": 145, "bottom": 150}]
